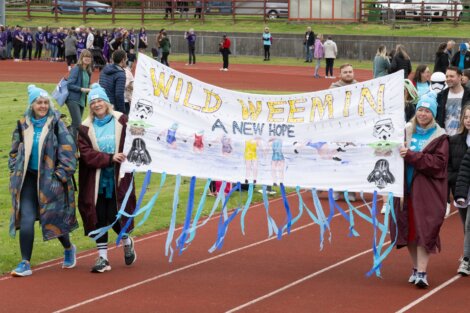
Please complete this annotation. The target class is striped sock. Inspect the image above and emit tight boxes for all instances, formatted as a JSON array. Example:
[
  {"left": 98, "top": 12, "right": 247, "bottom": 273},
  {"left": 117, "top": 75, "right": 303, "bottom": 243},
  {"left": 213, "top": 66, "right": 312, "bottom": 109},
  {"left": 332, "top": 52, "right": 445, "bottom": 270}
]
[{"left": 97, "top": 243, "right": 108, "bottom": 260}]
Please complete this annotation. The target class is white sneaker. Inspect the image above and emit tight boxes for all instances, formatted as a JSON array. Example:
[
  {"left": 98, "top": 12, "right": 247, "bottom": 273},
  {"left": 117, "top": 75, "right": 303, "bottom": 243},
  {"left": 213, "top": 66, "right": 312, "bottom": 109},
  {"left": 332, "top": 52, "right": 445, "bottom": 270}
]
[
  {"left": 380, "top": 205, "right": 387, "bottom": 214},
  {"left": 458, "top": 257, "right": 470, "bottom": 276},
  {"left": 347, "top": 193, "right": 356, "bottom": 202},
  {"left": 333, "top": 191, "right": 340, "bottom": 201},
  {"left": 223, "top": 68, "right": 228, "bottom": 71},
  {"left": 219, "top": 68, "right": 224, "bottom": 71}
]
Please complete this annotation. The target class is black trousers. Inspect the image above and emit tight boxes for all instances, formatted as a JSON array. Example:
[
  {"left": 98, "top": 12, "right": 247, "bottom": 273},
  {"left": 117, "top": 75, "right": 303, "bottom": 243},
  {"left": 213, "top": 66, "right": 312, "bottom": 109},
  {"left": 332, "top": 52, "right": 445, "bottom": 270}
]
[
  {"left": 264, "top": 45, "right": 270, "bottom": 60},
  {"left": 222, "top": 49, "right": 229, "bottom": 69},
  {"left": 325, "top": 58, "right": 335, "bottom": 76},
  {"left": 95, "top": 190, "right": 123, "bottom": 244},
  {"left": 188, "top": 44, "right": 196, "bottom": 64},
  {"left": 34, "top": 43, "right": 43, "bottom": 59}
]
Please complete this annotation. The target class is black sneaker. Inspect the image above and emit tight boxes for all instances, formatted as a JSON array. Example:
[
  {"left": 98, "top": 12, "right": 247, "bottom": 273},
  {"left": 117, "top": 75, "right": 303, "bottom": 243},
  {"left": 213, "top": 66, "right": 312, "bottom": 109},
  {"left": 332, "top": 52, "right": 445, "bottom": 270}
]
[
  {"left": 124, "top": 237, "right": 137, "bottom": 266},
  {"left": 91, "top": 257, "right": 111, "bottom": 273}
]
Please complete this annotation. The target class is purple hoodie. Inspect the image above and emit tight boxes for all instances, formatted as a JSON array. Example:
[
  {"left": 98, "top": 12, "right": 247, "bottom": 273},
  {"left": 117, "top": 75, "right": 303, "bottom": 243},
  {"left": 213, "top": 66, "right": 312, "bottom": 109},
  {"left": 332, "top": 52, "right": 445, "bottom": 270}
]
[{"left": 313, "top": 38, "right": 324, "bottom": 59}]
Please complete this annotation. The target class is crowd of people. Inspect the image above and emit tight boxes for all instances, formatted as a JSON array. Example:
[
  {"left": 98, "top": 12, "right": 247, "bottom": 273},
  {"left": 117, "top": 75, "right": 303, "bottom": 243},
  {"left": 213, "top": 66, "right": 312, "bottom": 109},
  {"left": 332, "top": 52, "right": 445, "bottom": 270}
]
[{"left": 5, "top": 23, "right": 470, "bottom": 294}]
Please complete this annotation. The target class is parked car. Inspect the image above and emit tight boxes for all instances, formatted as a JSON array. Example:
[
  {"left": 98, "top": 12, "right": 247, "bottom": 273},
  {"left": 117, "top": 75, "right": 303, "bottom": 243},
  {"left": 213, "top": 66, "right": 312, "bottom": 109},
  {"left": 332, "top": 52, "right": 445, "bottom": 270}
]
[
  {"left": 51, "top": 0, "right": 112, "bottom": 14},
  {"left": 408, "top": 0, "right": 463, "bottom": 20},
  {"left": 205, "top": 1, "right": 288, "bottom": 18}
]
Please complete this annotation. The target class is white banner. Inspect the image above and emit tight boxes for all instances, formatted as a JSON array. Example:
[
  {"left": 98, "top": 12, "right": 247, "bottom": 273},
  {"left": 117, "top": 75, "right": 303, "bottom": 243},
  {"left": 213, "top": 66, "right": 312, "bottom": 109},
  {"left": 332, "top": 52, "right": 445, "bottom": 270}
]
[{"left": 122, "top": 54, "right": 405, "bottom": 196}]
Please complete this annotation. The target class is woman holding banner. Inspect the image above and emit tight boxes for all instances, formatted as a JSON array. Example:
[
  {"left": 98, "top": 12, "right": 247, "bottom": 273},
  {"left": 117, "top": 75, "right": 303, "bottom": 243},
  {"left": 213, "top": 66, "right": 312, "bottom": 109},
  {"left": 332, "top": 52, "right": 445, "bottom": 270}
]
[
  {"left": 396, "top": 92, "right": 448, "bottom": 288},
  {"left": 77, "top": 83, "right": 137, "bottom": 273}
]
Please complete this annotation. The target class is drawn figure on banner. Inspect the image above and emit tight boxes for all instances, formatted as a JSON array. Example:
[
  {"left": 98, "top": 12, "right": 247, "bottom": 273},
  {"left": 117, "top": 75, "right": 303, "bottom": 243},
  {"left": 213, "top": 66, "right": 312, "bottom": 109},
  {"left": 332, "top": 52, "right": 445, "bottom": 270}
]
[
  {"left": 127, "top": 138, "right": 152, "bottom": 166},
  {"left": 267, "top": 138, "right": 285, "bottom": 185},
  {"left": 157, "top": 122, "right": 179, "bottom": 149},
  {"left": 192, "top": 130, "right": 204, "bottom": 153},
  {"left": 133, "top": 99, "right": 154, "bottom": 120},
  {"left": 367, "top": 159, "right": 395, "bottom": 189},
  {"left": 244, "top": 137, "right": 264, "bottom": 184},
  {"left": 209, "top": 133, "right": 233, "bottom": 156},
  {"left": 128, "top": 119, "right": 153, "bottom": 137},
  {"left": 369, "top": 118, "right": 399, "bottom": 157},
  {"left": 293, "top": 140, "right": 355, "bottom": 164}
]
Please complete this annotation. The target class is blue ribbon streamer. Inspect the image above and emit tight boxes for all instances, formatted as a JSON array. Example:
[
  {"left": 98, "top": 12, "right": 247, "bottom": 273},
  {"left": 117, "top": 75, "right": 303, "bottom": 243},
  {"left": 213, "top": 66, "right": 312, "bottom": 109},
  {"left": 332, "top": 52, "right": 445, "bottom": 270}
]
[
  {"left": 116, "top": 170, "right": 152, "bottom": 245},
  {"left": 261, "top": 185, "right": 279, "bottom": 237},
  {"left": 240, "top": 182, "right": 254, "bottom": 235},
  {"left": 327, "top": 189, "right": 358, "bottom": 237},
  {"left": 88, "top": 171, "right": 135, "bottom": 241},
  {"left": 135, "top": 172, "right": 166, "bottom": 228},
  {"left": 165, "top": 174, "right": 181, "bottom": 262},
  {"left": 277, "top": 183, "right": 293, "bottom": 239},
  {"left": 177, "top": 176, "right": 196, "bottom": 255},
  {"left": 279, "top": 186, "right": 304, "bottom": 235},
  {"left": 312, "top": 189, "right": 332, "bottom": 249}
]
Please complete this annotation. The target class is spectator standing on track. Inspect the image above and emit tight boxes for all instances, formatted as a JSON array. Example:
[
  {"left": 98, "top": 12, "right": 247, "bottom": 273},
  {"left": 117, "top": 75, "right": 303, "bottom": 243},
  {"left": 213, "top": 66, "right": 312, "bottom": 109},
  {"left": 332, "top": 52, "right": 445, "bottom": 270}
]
[
  {"left": 9, "top": 85, "right": 78, "bottom": 277},
  {"left": 394, "top": 92, "right": 448, "bottom": 289},
  {"left": 6, "top": 26, "right": 13, "bottom": 59},
  {"left": 412, "top": 64, "right": 432, "bottom": 97},
  {"left": 34, "top": 26, "right": 45, "bottom": 60},
  {"left": 13, "top": 25, "right": 23, "bottom": 62},
  {"left": 262, "top": 26, "right": 272, "bottom": 61},
  {"left": 451, "top": 43, "right": 470, "bottom": 71},
  {"left": 313, "top": 34, "right": 324, "bottom": 78},
  {"left": 22, "top": 28, "right": 33, "bottom": 61},
  {"left": 436, "top": 66, "right": 470, "bottom": 135},
  {"left": 373, "top": 44, "right": 390, "bottom": 78},
  {"left": 303, "top": 26, "right": 314, "bottom": 63},
  {"left": 390, "top": 44, "right": 412, "bottom": 79},
  {"left": 323, "top": 36, "right": 337, "bottom": 79},
  {"left": 219, "top": 34, "right": 231, "bottom": 72},
  {"left": 100, "top": 50, "right": 127, "bottom": 114},
  {"left": 453, "top": 105, "right": 470, "bottom": 276},
  {"left": 65, "top": 49, "right": 92, "bottom": 141},
  {"left": 160, "top": 31, "right": 171, "bottom": 67},
  {"left": 77, "top": 83, "right": 137, "bottom": 273},
  {"left": 330, "top": 64, "right": 357, "bottom": 202},
  {"left": 138, "top": 27, "right": 148, "bottom": 54},
  {"left": 185, "top": 28, "right": 196, "bottom": 65},
  {"left": 64, "top": 30, "right": 78, "bottom": 71},
  {"left": 434, "top": 42, "right": 449, "bottom": 74}
]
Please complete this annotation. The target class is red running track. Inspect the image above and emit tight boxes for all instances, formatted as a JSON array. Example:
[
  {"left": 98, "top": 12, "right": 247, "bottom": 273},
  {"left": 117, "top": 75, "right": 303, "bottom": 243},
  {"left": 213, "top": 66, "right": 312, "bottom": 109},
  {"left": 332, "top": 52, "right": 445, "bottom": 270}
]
[{"left": 0, "top": 60, "right": 468, "bottom": 312}]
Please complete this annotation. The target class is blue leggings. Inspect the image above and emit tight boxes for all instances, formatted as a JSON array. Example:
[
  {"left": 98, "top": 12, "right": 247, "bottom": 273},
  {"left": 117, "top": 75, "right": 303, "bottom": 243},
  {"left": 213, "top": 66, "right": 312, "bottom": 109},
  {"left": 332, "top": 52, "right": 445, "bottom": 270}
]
[{"left": 19, "top": 171, "right": 71, "bottom": 261}]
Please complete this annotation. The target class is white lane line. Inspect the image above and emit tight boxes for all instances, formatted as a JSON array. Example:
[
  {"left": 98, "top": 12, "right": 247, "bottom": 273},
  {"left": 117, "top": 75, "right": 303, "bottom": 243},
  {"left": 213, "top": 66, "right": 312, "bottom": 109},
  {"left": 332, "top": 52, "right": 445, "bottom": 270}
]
[
  {"left": 395, "top": 275, "right": 461, "bottom": 313},
  {"left": 53, "top": 200, "right": 374, "bottom": 313},
  {"left": 226, "top": 211, "right": 460, "bottom": 313},
  {"left": 225, "top": 245, "right": 387, "bottom": 313},
  {"left": 0, "top": 190, "right": 305, "bottom": 282}
]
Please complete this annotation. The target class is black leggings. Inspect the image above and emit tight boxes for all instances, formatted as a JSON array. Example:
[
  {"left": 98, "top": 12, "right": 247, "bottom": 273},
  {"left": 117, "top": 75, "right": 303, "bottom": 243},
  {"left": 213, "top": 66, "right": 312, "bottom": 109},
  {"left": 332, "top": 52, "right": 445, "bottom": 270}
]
[
  {"left": 264, "top": 45, "right": 270, "bottom": 60},
  {"left": 13, "top": 40, "right": 22, "bottom": 59},
  {"left": 94, "top": 190, "right": 123, "bottom": 244},
  {"left": 161, "top": 52, "right": 170, "bottom": 66},
  {"left": 325, "top": 58, "right": 335, "bottom": 76},
  {"left": 19, "top": 171, "right": 71, "bottom": 261},
  {"left": 188, "top": 44, "right": 195, "bottom": 64}
]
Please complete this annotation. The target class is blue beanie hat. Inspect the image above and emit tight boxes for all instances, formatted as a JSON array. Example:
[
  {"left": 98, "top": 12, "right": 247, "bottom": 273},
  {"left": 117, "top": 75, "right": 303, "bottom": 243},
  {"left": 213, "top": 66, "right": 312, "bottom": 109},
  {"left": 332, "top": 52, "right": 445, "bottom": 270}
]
[
  {"left": 87, "top": 83, "right": 110, "bottom": 104},
  {"left": 416, "top": 92, "right": 438, "bottom": 118},
  {"left": 28, "top": 84, "right": 50, "bottom": 105},
  {"left": 461, "top": 42, "right": 468, "bottom": 51}
]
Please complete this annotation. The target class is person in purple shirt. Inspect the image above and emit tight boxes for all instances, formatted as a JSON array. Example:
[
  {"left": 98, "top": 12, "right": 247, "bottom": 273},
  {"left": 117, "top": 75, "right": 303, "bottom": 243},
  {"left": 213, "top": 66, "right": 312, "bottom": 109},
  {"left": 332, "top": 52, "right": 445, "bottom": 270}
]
[
  {"left": 50, "top": 30, "right": 59, "bottom": 61},
  {"left": 0, "top": 25, "right": 6, "bottom": 60},
  {"left": 6, "top": 26, "right": 13, "bottom": 59},
  {"left": 57, "top": 27, "right": 66, "bottom": 61},
  {"left": 44, "top": 26, "right": 52, "bottom": 60},
  {"left": 13, "top": 26, "right": 24, "bottom": 62},
  {"left": 102, "top": 29, "right": 110, "bottom": 63},
  {"left": 138, "top": 27, "right": 147, "bottom": 53},
  {"left": 76, "top": 31, "right": 87, "bottom": 59},
  {"left": 22, "top": 28, "right": 34, "bottom": 61},
  {"left": 34, "top": 26, "right": 45, "bottom": 60}
]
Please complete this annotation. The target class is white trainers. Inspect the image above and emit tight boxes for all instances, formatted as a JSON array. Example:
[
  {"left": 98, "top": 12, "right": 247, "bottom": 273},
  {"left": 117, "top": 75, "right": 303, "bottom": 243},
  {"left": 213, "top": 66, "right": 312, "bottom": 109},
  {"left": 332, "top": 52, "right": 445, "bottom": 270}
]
[
  {"left": 219, "top": 68, "right": 224, "bottom": 71},
  {"left": 223, "top": 68, "right": 228, "bottom": 71},
  {"left": 415, "top": 272, "right": 429, "bottom": 288},
  {"left": 380, "top": 205, "right": 387, "bottom": 214},
  {"left": 408, "top": 268, "right": 417, "bottom": 284},
  {"left": 458, "top": 257, "right": 470, "bottom": 276}
]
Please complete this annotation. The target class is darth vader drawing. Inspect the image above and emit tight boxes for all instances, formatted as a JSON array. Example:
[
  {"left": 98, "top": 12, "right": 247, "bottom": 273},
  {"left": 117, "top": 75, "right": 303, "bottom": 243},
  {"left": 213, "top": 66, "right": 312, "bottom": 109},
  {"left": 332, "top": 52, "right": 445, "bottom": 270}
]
[
  {"left": 127, "top": 138, "right": 152, "bottom": 167},
  {"left": 367, "top": 159, "right": 395, "bottom": 189}
]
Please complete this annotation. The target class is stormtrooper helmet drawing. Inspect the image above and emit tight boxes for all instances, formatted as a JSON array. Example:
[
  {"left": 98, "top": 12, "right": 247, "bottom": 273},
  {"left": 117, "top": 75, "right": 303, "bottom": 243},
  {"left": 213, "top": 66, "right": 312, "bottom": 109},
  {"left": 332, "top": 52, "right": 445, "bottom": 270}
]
[
  {"left": 373, "top": 118, "right": 394, "bottom": 141},
  {"left": 134, "top": 99, "right": 154, "bottom": 120},
  {"left": 127, "top": 138, "right": 152, "bottom": 167},
  {"left": 367, "top": 159, "right": 395, "bottom": 189}
]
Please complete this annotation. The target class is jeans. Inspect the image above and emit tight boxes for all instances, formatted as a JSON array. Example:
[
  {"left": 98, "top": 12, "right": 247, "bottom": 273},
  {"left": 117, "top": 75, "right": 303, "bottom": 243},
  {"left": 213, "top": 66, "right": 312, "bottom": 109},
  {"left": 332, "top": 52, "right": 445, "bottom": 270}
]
[
  {"left": 459, "top": 207, "right": 470, "bottom": 258},
  {"left": 50, "top": 45, "right": 58, "bottom": 59},
  {"left": 19, "top": 171, "right": 71, "bottom": 261},
  {"left": 65, "top": 100, "right": 84, "bottom": 143},
  {"left": 6, "top": 41, "right": 13, "bottom": 58},
  {"left": 314, "top": 58, "right": 321, "bottom": 77},
  {"left": 305, "top": 44, "right": 312, "bottom": 61}
]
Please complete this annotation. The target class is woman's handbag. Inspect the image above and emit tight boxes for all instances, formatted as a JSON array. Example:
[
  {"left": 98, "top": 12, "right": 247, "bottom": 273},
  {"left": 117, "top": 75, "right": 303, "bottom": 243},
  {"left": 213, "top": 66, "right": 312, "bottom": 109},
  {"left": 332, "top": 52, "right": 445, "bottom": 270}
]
[{"left": 52, "top": 77, "right": 69, "bottom": 107}]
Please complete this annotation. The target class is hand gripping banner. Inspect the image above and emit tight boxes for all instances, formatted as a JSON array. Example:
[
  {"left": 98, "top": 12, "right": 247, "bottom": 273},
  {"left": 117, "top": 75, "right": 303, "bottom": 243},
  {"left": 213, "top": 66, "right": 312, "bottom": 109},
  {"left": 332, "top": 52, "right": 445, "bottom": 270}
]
[{"left": 116, "top": 53, "right": 404, "bottom": 276}]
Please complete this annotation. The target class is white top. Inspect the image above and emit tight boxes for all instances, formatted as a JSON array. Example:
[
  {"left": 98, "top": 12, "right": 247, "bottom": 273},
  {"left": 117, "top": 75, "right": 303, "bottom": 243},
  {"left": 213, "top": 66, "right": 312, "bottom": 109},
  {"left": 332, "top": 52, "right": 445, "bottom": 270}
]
[{"left": 323, "top": 39, "right": 337, "bottom": 59}]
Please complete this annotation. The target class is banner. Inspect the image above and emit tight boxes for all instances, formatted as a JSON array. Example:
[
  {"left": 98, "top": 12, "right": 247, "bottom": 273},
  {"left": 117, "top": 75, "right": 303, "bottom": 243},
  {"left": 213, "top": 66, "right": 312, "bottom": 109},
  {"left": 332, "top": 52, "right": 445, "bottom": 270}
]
[{"left": 122, "top": 54, "right": 404, "bottom": 196}]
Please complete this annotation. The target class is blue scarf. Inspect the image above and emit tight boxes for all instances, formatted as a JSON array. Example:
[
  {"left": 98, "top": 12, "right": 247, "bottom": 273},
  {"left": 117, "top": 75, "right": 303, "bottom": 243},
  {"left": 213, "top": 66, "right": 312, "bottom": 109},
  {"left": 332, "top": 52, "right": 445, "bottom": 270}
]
[
  {"left": 93, "top": 114, "right": 113, "bottom": 127},
  {"left": 30, "top": 115, "right": 48, "bottom": 128}
]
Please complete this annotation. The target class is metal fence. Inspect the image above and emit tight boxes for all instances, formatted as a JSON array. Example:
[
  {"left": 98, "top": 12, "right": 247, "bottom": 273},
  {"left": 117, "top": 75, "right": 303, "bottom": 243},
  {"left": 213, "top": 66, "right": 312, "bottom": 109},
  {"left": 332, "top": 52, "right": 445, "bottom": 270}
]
[
  {"left": 360, "top": 0, "right": 470, "bottom": 25},
  {"left": 6, "top": 0, "right": 289, "bottom": 23}
]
